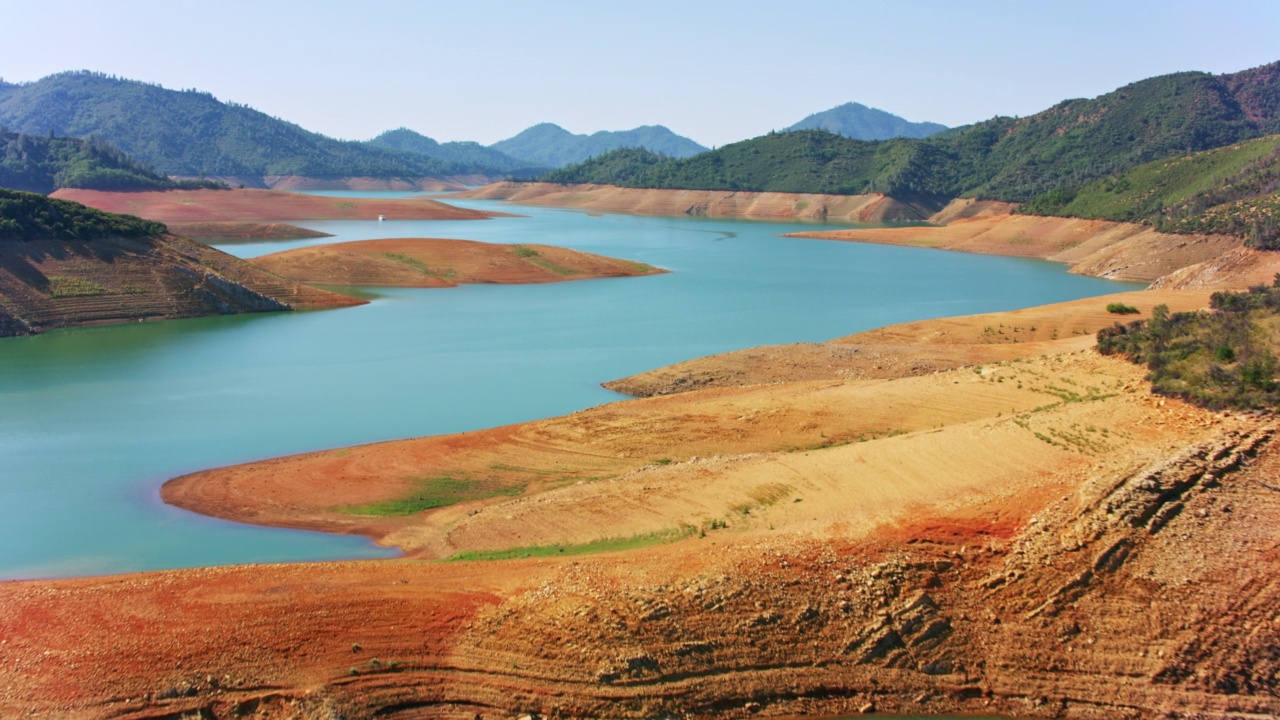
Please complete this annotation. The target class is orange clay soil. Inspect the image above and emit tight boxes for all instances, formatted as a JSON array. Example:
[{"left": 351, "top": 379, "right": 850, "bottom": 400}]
[
  {"left": 8, "top": 338, "right": 1280, "bottom": 719},
  {"left": 785, "top": 212, "right": 1244, "bottom": 284},
  {"left": 251, "top": 238, "right": 665, "bottom": 288},
  {"left": 159, "top": 290, "right": 1219, "bottom": 560},
  {"left": 454, "top": 182, "right": 941, "bottom": 222},
  {"left": 604, "top": 288, "right": 1212, "bottom": 396},
  {"left": 49, "top": 188, "right": 496, "bottom": 224}
]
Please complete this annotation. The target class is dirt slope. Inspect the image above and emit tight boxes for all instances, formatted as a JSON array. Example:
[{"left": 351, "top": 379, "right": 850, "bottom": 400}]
[
  {"left": 0, "top": 233, "right": 360, "bottom": 336},
  {"left": 253, "top": 238, "right": 665, "bottom": 288},
  {"left": 606, "top": 289, "right": 1212, "bottom": 396},
  {"left": 49, "top": 189, "right": 495, "bottom": 223},
  {"left": 8, "top": 346, "right": 1280, "bottom": 719},
  {"left": 785, "top": 214, "right": 1243, "bottom": 283},
  {"left": 454, "top": 182, "right": 937, "bottom": 222}
]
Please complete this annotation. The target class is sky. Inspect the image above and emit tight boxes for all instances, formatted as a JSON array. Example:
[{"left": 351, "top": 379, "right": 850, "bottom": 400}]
[{"left": 2, "top": 0, "right": 1278, "bottom": 148}]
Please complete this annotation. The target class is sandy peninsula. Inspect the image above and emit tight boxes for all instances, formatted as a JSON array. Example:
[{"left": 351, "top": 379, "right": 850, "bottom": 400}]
[
  {"left": 49, "top": 188, "right": 497, "bottom": 223},
  {"left": 4, "top": 192, "right": 1280, "bottom": 719},
  {"left": 252, "top": 238, "right": 665, "bottom": 288}
]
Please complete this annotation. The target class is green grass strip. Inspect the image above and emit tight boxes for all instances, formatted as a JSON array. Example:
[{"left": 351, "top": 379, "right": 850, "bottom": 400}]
[
  {"left": 337, "top": 475, "right": 523, "bottom": 516},
  {"left": 444, "top": 527, "right": 695, "bottom": 562}
]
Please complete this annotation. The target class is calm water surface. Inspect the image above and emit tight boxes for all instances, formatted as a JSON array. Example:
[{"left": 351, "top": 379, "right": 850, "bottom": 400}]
[{"left": 0, "top": 196, "right": 1142, "bottom": 579}]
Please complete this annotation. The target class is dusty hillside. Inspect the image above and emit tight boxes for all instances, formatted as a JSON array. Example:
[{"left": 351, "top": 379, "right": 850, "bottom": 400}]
[
  {"left": 0, "top": 233, "right": 360, "bottom": 336},
  {"left": 786, "top": 213, "right": 1243, "bottom": 283},
  {"left": 455, "top": 182, "right": 937, "bottom": 222},
  {"left": 253, "top": 238, "right": 664, "bottom": 288},
  {"left": 606, "top": 289, "right": 1212, "bottom": 396},
  {"left": 8, "top": 336, "right": 1280, "bottom": 719},
  {"left": 1150, "top": 245, "right": 1280, "bottom": 290},
  {"left": 50, "top": 188, "right": 495, "bottom": 223}
]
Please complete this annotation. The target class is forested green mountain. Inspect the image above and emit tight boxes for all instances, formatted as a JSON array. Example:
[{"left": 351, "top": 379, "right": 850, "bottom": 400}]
[
  {"left": 0, "top": 131, "right": 223, "bottom": 193},
  {"left": 491, "top": 123, "right": 708, "bottom": 168},
  {"left": 546, "top": 62, "right": 1280, "bottom": 204},
  {"left": 785, "top": 102, "right": 946, "bottom": 140},
  {"left": 0, "top": 72, "right": 498, "bottom": 179},
  {"left": 367, "top": 128, "right": 543, "bottom": 174},
  {"left": 0, "top": 187, "right": 164, "bottom": 241},
  {"left": 541, "top": 132, "right": 945, "bottom": 196}
]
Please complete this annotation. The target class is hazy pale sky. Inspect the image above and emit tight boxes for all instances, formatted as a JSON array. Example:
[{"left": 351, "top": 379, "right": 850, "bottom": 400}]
[{"left": 2, "top": 0, "right": 1278, "bottom": 147}]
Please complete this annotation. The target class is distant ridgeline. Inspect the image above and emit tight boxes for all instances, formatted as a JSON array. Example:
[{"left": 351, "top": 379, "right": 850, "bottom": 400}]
[
  {"left": 491, "top": 123, "right": 708, "bottom": 168},
  {"left": 784, "top": 101, "right": 947, "bottom": 141},
  {"left": 0, "top": 187, "right": 165, "bottom": 240},
  {"left": 366, "top": 128, "right": 547, "bottom": 176},
  {"left": 544, "top": 62, "right": 1280, "bottom": 242},
  {"left": 0, "top": 131, "right": 223, "bottom": 193},
  {"left": 0, "top": 71, "right": 507, "bottom": 180}
]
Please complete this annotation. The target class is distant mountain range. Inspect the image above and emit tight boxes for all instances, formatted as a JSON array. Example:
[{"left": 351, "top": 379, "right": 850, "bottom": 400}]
[
  {"left": 365, "top": 128, "right": 545, "bottom": 175},
  {"left": 546, "top": 61, "right": 1280, "bottom": 205},
  {"left": 0, "top": 72, "right": 480, "bottom": 183},
  {"left": 785, "top": 102, "right": 946, "bottom": 140},
  {"left": 490, "top": 123, "right": 708, "bottom": 168},
  {"left": 0, "top": 72, "right": 711, "bottom": 186}
]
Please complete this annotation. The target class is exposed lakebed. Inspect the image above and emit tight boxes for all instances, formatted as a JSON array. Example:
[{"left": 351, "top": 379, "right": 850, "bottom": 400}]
[{"left": 0, "top": 195, "right": 1142, "bottom": 579}]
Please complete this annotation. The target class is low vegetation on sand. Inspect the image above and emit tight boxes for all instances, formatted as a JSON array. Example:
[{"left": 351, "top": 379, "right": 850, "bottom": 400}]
[
  {"left": 338, "top": 474, "right": 524, "bottom": 516},
  {"left": 445, "top": 527, "right": 695, "bottom": 562},
  {"left": 1098, "top": 277, "right": 1280, "bottom": 409}
]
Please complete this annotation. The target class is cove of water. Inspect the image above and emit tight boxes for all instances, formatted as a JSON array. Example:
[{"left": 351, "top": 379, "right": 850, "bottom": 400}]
[{"left": 0, "top": 197, "right": 1142, "bottom": 580}]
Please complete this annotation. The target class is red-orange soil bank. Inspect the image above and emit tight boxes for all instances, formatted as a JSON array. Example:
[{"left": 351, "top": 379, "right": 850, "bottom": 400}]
[
  {"left": 50, "top": 188, "right": 497, "bottom": 223},
  {"left": 454, "top": 182, "right": 941, "bottom": 222},
  {"left": 253, "top": 238, "right": 665, "bottom": 288}
]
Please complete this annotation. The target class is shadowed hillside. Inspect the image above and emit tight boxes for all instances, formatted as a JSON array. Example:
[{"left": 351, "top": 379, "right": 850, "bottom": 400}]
[{"left": 0, "top": 189, "right": 358, "bottom": 336}]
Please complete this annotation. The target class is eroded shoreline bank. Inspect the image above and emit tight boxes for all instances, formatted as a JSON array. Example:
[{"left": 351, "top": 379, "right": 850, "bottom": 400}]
[{"left": 6, "top": 188, "right": 1280, "bottom": 719}]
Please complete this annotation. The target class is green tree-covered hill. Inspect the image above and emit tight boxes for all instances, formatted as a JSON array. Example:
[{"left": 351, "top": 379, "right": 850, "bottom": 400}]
[
  {"left": 0, "top": 187, "right": 164, "bottom": 241},
  {"left": 1021, "top": 134, "right": 1280, "bottom": 246},
  {"left": 0, "top": 72, "right": 500, "bottom": 179},
  {"left": 491, "top": 123, "right": 708, "bottom": 168},
  {"left": 545, "top": 62, "right": 1280, "bottom": 205},
  {"left": 785, "top": 102, "right": 947, "bottom": 140},
  {"left": 0, "top": 131, "right": 225, "bottom": 193}
]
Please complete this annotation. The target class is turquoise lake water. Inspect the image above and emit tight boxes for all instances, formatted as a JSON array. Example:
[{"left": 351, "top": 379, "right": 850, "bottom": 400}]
[{"left": 0, "top": 196, "right": 1143, "bottom": 580}]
